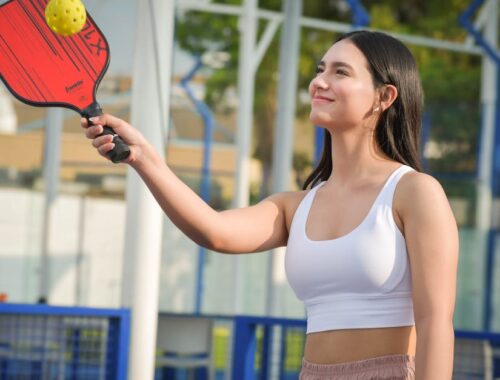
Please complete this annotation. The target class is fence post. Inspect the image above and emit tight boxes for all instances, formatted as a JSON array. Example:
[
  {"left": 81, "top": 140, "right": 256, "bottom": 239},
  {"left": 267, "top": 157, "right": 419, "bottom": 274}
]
[{"left": 232, "top": 316, "right": 257, "bottom": 380}]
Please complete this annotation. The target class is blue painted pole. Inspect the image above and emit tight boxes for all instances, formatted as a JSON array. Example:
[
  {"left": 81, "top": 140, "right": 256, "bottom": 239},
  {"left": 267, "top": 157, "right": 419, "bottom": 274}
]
[
  {"left": 493, "top": 72, "right": 500, "bottom": 199},
  {"left": 312, "top": 0, "right": 369, "bottom": 168},
  {"left": 345, "top": 0, "right": 370, "bottom": 27},
  {"left": 115, "top": 309, "right": 131, "bottom": 380},
  {"left": 313, "top": 126, "right": 323, "bottom": 166},
  {"left": 483, "top": 63, "right": 500, "bottom": 330},
  {"left": 420, "top": 112, "right": 431, "bottom": 172},
  {"left": 279, "top": 327, "right": 287, "bottom": 380},
  {"left": 459, "top": 0, "right": 500, "bottom": 65},
  {"left": 260, "top": 325, "right": 272, "bottom": 380},
  {"left": 180, "top": 57, "right": 216, "bottom": 314},
  {"left": 459, "top": 0, "right": 499, "bottom": 330},
  {"left": 232, "top": 317, "right": 257, "bottom": 380}
]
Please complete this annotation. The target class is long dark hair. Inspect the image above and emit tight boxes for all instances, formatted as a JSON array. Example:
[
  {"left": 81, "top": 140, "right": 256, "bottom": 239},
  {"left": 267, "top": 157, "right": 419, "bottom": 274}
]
[{"left": 303, "top": 30, "right": 423, "bottom": 190}]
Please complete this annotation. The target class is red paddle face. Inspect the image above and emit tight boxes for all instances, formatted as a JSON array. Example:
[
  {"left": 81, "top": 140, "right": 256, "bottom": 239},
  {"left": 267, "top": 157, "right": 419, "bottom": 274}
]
[{"left": 0, "top": 0, "right": 109, "bottom": 113}]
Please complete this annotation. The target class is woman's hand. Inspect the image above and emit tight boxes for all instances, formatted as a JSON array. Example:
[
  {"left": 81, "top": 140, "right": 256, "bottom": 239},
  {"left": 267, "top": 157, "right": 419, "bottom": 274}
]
[{"left": 81, "top": 114, "right": 149, "bottom": 164}]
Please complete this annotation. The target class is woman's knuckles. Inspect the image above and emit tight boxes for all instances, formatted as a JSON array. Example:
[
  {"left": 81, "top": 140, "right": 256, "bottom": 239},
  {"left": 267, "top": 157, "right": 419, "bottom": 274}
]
[{"left": 92, "top": 136, "right": 107, "bottom": 148}]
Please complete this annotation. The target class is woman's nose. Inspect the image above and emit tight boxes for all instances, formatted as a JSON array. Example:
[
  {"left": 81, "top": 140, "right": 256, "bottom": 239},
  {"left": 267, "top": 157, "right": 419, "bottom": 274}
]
[{"left": 310, "top": 75, "right": 328, "bottom": 93}]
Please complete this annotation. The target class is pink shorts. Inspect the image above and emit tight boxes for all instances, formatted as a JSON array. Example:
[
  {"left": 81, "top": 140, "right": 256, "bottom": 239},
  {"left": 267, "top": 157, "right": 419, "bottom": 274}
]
[{"left": 299, "top": 354, "right": 415, "bottom": 380}]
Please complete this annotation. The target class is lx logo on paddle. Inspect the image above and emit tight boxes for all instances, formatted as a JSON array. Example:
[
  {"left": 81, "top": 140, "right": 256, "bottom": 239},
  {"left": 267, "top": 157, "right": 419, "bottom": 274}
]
[{"left": 82, "top": 22, "right": 108, "bottom": 57}]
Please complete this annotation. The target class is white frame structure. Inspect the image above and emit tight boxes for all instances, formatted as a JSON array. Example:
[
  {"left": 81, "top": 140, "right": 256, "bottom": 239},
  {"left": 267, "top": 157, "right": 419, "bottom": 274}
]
[{"left": 119, "top": 0, "right": 498, "bottom": 377}]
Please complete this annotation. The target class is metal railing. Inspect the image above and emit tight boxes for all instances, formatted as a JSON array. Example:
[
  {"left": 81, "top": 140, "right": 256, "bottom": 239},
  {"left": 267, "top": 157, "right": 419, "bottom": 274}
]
[
  {"left": 0, "top": 303, "right": 130, "bottom": 380},
  {"left": 1, "top": 306, "right": 499, "bottom": 379},
  {"left": 230, "top": 315, "right": 500, "bottom": 380}
]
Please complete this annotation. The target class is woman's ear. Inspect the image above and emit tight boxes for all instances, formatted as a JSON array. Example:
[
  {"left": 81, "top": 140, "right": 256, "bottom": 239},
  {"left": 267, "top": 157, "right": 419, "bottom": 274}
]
[{"left": 379, "top": 84, "right": 398, "bottom": 111}]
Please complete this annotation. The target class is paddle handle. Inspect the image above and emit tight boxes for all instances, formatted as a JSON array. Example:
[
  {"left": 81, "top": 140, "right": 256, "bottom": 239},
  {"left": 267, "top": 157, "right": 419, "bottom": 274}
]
[{"left": 81, "top": 103, "right": 131, "bottom": 163}]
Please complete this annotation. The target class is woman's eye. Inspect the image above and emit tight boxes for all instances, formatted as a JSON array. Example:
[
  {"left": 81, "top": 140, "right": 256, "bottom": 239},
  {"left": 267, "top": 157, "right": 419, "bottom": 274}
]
[
  {"left": 336, "top": 69, "right": 348, "bottom": 76},
  {"left": 315, "top": 66, "right": 324, "bottom": 74}
]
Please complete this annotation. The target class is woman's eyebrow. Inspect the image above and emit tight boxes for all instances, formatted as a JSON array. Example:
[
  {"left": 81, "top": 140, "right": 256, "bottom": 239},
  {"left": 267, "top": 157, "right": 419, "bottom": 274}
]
[{"left": 317, "top": 60, "right": 354, "bottom": 70}]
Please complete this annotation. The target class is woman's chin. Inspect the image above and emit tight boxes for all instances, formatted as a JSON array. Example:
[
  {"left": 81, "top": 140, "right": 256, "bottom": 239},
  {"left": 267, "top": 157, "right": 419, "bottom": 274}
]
[{"left": 309, "top": 112, "right": 334, "bottom": 127}]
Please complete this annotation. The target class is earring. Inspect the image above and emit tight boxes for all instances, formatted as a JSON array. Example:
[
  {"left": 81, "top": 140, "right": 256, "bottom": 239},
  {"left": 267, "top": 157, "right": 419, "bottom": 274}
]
[{"left": 373, "top": 106, "right": 380, "bottom": 113}]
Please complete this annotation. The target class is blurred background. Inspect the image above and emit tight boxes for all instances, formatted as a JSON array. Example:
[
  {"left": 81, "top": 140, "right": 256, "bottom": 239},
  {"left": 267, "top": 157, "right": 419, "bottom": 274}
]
[
  {"left": 0, "top": 0, "right": 500, "bottom": 328},
  {"left": 0, "top": 0, "right": 499, "bottom": 378}
]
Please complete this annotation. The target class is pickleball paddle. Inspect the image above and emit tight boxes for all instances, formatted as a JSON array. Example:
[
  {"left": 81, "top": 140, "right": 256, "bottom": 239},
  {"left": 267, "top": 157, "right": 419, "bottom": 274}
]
[{"left": 0, "top": 0, "right": 130, "bottom": 162}]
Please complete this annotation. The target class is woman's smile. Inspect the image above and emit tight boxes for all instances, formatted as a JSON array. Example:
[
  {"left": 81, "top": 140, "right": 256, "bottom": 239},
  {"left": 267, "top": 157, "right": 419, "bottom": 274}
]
[{"left": 312, "top": 95, "right": 334, "bottom": 104}]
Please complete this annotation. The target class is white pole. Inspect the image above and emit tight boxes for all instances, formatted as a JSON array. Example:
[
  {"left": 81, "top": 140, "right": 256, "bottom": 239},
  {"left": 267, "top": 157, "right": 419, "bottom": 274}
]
[
  {"left": 232, "top": 0, "right": 258, "bottom": 315},
  {"left": 39, "top": 108, "right": 63, "bottom": 302},
  {"left": 177, "top": 2, "right": 481, "bottom": 55},
  {"left": 477, "top": 0, "right": 497, "bottom": 231},
  {"left": 265, "top": 0, "right": 302, "bottom": 317},
  {"left": 123, "top": 0, "right": 174, "bottom": 379},
  {"left": 0, "top": 86, "right": 17, "bottom": 134},
  {"left": 75, "top": 196, "right": 86, "bottom": 305}
]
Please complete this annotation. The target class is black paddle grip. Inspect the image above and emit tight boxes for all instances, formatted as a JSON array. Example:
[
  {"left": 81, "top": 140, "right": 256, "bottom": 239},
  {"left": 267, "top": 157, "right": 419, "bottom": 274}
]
[{"left": 81, "top": 103, "right": 131, "bottom": 163}]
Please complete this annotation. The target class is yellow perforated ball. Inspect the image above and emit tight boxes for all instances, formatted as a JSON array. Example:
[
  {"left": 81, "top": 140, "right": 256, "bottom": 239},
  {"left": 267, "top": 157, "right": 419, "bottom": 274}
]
[{"left": 45, "top": 0, "right": 87, "bottom": 37}]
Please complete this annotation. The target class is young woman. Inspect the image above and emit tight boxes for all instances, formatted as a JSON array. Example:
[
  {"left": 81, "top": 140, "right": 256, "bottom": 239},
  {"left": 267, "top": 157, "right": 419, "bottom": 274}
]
[{"left": 82, "top": 30, "right": 458, "bottom": 379}]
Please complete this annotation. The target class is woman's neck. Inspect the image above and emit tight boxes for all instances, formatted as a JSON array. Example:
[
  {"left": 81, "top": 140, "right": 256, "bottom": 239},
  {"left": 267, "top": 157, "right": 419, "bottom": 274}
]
[{"left": 327, "top": 129, "right": 393, "bottom": 184}]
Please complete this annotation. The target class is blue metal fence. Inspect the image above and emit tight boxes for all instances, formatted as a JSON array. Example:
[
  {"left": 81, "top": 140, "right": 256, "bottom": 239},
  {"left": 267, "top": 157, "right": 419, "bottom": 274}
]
[
  {"left": 0, "top": 303, "right": 130, "bottom": 380},
  {"left": 0, "top": 307, "right": 499, "bottom": 379},
  {"left": 232, "top": 316, "right": 307, "bottom": 380},
  {"left": 231, "top": 315, "right": 500, "bottom": 380}
]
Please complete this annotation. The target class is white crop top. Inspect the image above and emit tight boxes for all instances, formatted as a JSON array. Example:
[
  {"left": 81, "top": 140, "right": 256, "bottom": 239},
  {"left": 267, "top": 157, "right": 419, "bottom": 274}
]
[{"left": 285, "top": 165, "right": 415, "bottom": 334}]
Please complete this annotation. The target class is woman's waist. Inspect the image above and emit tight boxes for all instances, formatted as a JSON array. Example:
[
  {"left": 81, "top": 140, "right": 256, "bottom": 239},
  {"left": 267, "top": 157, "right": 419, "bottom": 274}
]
[{"left": 304, "top": 325, "right": 416, "bottom": 364}]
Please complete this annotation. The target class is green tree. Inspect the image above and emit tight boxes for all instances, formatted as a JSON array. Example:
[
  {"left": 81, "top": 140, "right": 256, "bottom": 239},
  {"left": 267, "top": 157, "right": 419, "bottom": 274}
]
[
  {"left": 176, "top": 0, "right": 483, "bottom": 203},
  {"left": 368, "top": 0, "right": 481, "bottom": 173},
  {"left": 176, "top": 0, "right": 350, "bottom": 200}
]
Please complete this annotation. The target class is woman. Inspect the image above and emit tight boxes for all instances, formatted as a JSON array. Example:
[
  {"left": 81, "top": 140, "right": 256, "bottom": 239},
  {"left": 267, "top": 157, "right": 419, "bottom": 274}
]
[{"left": 82, "top": 30, "right": 458, "bottom": 379}]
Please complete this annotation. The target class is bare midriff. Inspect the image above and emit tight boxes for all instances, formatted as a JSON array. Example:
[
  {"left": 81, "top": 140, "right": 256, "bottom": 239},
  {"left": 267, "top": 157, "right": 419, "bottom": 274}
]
[{"left": 304, "top": 325, "right": 416, "bottom": 364}]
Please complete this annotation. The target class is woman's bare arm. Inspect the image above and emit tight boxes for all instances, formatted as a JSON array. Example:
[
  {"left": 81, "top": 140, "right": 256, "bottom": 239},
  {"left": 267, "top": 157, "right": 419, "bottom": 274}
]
[
  {"left": 396, "top": 171, "right": 458, "bottom": 380},
  {"left": 82, "top": 114, "right": 294, "bottom": 254}
]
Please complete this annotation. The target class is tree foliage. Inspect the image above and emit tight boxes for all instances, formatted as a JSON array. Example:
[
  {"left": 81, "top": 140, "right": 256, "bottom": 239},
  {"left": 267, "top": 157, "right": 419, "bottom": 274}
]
[{"left": 175, "top": 0, "right": 484, "bottom": 201}]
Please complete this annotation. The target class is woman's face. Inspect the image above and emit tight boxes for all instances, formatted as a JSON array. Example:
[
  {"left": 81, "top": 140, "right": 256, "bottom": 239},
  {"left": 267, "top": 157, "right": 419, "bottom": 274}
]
[{"left": 308, "top": 39, "right": 378, "bottom": 130}]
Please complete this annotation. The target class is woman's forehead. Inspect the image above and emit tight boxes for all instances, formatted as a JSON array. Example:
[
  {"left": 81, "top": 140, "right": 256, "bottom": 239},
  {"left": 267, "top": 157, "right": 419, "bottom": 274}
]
[{"left": 321, "top": 39, "right": 368, "bottom": 69}]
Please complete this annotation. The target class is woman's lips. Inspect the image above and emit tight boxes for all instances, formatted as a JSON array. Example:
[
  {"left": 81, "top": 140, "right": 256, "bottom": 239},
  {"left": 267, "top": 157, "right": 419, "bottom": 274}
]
[{"left": 312, "top": 96, "right": 334, "bottom": 104}]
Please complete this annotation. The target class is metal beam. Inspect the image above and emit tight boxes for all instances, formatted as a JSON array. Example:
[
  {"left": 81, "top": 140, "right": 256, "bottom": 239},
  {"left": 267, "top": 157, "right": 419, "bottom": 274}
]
[
  {"left": 39, "top": 108, "right": 63, "bottom": 303},
  {"left": 267, "top": 0, "right": 302, "bottom": 317},
  {"left": 177, "top": 1, "right": 483, "bottom": 55},
  {"left": 123, "top": 0, "right": 174, "bottom": 378},
  {"left": 253, "top": 18, "right": 281, "bottom": 73},
  {"left": 232, "top": 0, "right": 258, "bottom": 314}
]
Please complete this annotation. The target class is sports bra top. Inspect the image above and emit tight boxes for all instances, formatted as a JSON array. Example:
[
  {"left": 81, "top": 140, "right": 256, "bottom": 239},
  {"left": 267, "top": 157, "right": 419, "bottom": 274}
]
[{"left": 285, "top": 165, "right": 415, "bottom": 334}]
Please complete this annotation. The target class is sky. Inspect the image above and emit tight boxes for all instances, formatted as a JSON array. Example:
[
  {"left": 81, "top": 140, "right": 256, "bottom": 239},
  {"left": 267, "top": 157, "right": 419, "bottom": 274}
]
[
  {"left": 83, "top": 0, "right": 194, "bottom": 76},
  {"left": 83, "top": 0, "right": 137, "bottom": 74}
]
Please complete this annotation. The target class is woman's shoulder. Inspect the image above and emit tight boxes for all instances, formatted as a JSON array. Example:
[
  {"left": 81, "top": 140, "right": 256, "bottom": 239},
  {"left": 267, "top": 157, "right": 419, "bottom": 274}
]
[
  {"left": 394, "top": 169, "right": 450, "bottom": 220},
  {"left": 398, "top": 169, "right": 445, "bottom": 197},
  {"left": 267, "top": 187, "right": 313, "bottom": 227},
  {"left": 268, "top": 188, "right": 310, "bottom": 209}
]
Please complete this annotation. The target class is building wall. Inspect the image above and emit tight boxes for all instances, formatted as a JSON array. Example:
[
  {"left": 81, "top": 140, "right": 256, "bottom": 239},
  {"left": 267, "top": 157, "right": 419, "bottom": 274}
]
[{"left": 0, "top": 187, "right": 496, "bottom": 329}]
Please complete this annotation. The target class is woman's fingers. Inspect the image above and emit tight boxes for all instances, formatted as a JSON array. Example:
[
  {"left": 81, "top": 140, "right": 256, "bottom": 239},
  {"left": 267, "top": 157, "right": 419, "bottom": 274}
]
[
  {"left": 81, "top": 114, "right": 132, "bottom": 138},
  {"left": 92, "top": 134, "right": 113, "bottom": 148},
  {"left": 81, "top": 117, "right": 103, "bottom": 139},
  {"left": 80, "top": 114, "right": 139, "bottom": 163},
  {"left": 89, "top": 114, "right": 125, "bottom": 132},
  {"left": 97, "top": 142, "right": 115, "bottom": 157},
  {"left": 85, "top": 125, "right": 103, "bottom": 139}
]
